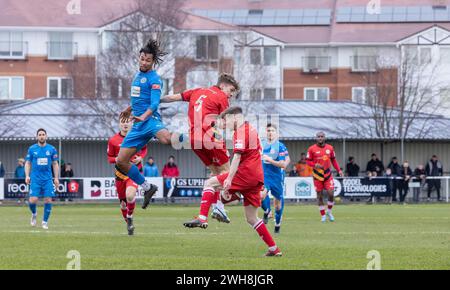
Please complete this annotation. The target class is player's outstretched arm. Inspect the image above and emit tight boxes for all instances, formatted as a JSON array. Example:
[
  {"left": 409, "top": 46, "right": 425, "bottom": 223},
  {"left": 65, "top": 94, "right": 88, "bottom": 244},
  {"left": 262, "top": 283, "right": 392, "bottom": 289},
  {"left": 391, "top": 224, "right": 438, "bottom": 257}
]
[
  {"left": 224, "top": 153, "right": 241, "bottom": 191},
  {"left": 160, "top": 94, "right": 182, "bottom": 103}
]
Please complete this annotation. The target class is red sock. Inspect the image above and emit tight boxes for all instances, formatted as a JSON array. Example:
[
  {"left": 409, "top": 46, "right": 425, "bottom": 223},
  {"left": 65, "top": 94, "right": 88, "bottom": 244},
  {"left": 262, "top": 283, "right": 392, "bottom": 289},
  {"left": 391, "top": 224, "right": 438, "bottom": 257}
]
[
  {"left": 120, "top": 201, "right": 127, "bottom": 221},
  {"left": 127, "top": 199, "right": 136, "bottom": 218},
  {"left": 327, "top": 201, "right": 334, "bottom": 211},
  {"left": 319, "top": 206, "right": 326, "bottom": 216},
  {"left": 199, "top": 188, "right": 215, "bottom": 220},
  {"left": 214, "top": 191, "right": 220, "bottom": 203},
  {"left": 254, "top": 219, "right": 276, "bottom": 248}
]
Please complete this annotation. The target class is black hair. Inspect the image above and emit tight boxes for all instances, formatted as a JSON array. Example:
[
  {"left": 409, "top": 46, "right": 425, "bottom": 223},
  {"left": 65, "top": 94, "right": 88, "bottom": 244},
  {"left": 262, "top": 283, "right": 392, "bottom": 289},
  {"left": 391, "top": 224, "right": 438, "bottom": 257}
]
[
  {"left": 36, "top": 128, "right": 47, "bottom": 135},
  {"left": 220, "top": 106, "right": 243, "bottom": 118},
  {"left": 169, "top": 155, "right": 175, "bottom": 160},
  {"left": 267, "top": 123, "right": 277, "bottom": 130},
  {"left": 139, "top": 39, "right": 167, "bottom": 66}
]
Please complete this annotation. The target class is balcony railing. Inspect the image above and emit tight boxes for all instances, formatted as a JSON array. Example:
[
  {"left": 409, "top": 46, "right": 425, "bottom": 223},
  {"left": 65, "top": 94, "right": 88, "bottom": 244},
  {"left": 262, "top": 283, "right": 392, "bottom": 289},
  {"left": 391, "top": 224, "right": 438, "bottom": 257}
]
[
  {"left": 47, "top": 42, "right": 77, "bottom": 60},
  {"left": 0, "top": 41, "right": 28, "bottom": 59},
  {"left": 351, "top": 55, "right": 377, "bottom": 72},
  {"left": 302, "top": 56, "right": 331, "bottom": 73}
]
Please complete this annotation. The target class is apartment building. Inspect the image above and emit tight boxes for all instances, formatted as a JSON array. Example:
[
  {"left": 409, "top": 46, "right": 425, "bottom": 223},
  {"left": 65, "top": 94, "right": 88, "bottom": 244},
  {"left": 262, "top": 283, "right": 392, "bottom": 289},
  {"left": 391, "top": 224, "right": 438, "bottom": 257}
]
[{"left": 1, "top": 0, "right": 450, "bottom": 108}]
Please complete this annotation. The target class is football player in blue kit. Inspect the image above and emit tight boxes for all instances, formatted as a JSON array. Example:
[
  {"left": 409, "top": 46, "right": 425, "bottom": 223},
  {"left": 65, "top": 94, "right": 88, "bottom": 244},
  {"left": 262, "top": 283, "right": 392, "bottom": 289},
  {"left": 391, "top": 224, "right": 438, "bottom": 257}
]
[
  {"left": 115, "top": 40, "right": 182, "bottom": 211},
  {"left": 261, "top": 124, "right": 290, "bottom": 234},
  {"left": 25, "top": 128, "right": 59, "bottom": 230}
]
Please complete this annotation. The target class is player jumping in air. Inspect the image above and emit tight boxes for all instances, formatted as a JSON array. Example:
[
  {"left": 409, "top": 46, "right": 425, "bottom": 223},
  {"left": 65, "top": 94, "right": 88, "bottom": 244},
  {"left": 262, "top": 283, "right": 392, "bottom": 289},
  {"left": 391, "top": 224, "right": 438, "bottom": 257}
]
[
  {"left": 184, "top": 106, "right": 282, "bottom": 257},
  {"left": 25, "top": 128, "right": 59, "bottom": 230},
  {"left": 108, "top": 117, "right": 148, "bottom": 235},
  {"left": 116, "top": 40, "right": 181, "bottom": 210},
  {"left": 260, "top": 124, "right": 290, "bottom": 234},
  {"left": 306, "top": 132, "right": 343, "bottom": 223},
  {"left": 161, "top": 73, "right": 240, "bottom": 225}
]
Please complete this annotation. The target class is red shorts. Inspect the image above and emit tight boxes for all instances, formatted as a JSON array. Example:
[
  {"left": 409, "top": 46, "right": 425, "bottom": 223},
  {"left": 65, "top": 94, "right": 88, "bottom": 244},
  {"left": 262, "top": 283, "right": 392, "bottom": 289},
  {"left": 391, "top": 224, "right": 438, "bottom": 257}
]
[
  {"left": 116, "top": 178, "right": 138, "bottom": 200},
  {"left": 217, "top": 173, "right": 263, "bottom": 208},
  {"left": 314, "top": 177, "right": 334, "bottom": 192},
  {"left": 191, "top": 138, "right": 228, "bottom": 166}
]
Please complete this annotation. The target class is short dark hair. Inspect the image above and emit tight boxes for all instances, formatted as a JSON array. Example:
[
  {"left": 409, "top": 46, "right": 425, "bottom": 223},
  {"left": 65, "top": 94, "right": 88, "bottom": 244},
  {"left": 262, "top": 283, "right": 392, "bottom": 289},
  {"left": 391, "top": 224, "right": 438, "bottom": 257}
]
[
  {"left": 169, "top": 155, "right": 175, "bottom": 160},
  {"left": 349, "top": 156, "right": 354, "bottom": 161},
  {"left": 148, "top": 156, "right": 154, "bottom": 161},
  {"left": 139, "top": 39, "right": 167, "bottom": 66},
  {"left": 36, "top": 128, "right": 47, "bottom": 135},
  {"left": 217, "top": 73, "right": 240, "bottom": 92},
  {"left": 266, "top": 123, "right": 277, "bottom": 130},
  {"left": 220, "top": 106, "right": 243, "bottom": 118},
  {"left": 371, "top": 153, "right": 377, "bottom": 157}
]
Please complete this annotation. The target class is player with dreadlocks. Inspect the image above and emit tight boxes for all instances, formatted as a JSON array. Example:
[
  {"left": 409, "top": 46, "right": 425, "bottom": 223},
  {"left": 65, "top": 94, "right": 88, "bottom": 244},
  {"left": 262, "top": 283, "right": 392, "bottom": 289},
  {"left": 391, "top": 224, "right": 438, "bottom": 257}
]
[{"left": 115, "top": 39, "right": 180, "bottom": 218}]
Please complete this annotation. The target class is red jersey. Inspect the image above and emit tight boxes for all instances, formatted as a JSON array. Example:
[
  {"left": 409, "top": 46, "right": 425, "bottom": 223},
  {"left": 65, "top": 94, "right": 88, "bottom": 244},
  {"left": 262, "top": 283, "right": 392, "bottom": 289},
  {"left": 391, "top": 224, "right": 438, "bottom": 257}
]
[
  {"left": 107, "top": 132, "right": 148, "bottom": 170},
  {"left": 181, "top": 86, "right": 229, "bottom": 141},
  {"left": 306, "top": 143, "right": 340, "bottom": 181},
  {"left": 231, "top": 122, "right": 264, "bottom": 187}
]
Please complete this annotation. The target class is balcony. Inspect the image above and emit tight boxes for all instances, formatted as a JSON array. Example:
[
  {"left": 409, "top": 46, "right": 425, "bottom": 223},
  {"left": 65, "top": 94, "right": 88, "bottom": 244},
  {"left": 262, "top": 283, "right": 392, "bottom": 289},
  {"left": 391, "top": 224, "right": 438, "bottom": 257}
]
[
  {"left": 47, "top": 42, "right": 78, "bottom": 60},
  {"left": 302, "top": 56, "right": 331, "bottom": 73},
  {"left": 0, "top": 41, "right": 28, "bottom": 60},
  {"left": 351, "top": 55, "right": 377, "bottom": 72}
]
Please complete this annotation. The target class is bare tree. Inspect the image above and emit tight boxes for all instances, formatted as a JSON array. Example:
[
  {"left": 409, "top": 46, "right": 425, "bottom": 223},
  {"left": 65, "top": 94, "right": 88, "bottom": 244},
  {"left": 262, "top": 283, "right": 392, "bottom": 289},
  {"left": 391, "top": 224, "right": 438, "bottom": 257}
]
[{"left": 351, "top": 47, "right": 449, "bottom": 139}]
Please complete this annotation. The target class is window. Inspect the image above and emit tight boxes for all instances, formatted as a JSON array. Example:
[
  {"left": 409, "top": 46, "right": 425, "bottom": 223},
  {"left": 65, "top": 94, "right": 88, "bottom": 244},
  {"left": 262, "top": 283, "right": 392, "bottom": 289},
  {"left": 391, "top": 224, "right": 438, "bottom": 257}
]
[
  {"left": 0, "top": 31, "right": 25, "bottom": 59},
  {"left": 419, "top": 47, "right": 432, "bottom": 65},
  {"left": 196, "top": 35, "right": 218, "bottom": 61},
  {"left": 250, "top": 89, "right": 262, "bottom": 100},
  {"left": 264, "top": 88, "right": 277, "bottom": 100},
  {"left": 352, "top": 47, "right": 377, "bottom": 71},
  {"left": 0, "top": 77, "right": 24, "bottom": 100},
  {"left": 48, "top": 32, "right": 74, "bottom": 60},
  {"left": 250, "top": 48, "right": 262, "bottom": 65},
  {"left": 304, "top": 87, "right": 329, "bottom": 101},
  {"left": 48, "top": 77, "right": 73, "bottom": 98},
  {"left": 352, "top": 87, "right": 376, "bottom": 104},
  {"left": 263, "top": 47, "right": 277, "bottom": 66},
  {"left": 440, "top": 47, "right": 450, "bottom": 64},
  {"left": 439, "top": 88, "right": 450, "bottom": 104},
  {"left": 250, "top": 47, "right": 277, "bottom": 66}
]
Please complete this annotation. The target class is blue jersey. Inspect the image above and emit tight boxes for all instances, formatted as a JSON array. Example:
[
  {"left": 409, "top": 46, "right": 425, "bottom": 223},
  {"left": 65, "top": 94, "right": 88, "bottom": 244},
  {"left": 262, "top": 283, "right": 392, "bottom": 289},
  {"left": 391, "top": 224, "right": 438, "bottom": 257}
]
[
  {"left": 25, "top": 144, "right": 58, "bottom": 182},
  {"left": 262, "top": 139, "right": 289, "bottom": 184},
  {"left": 130, "top": 70, "right": 163, "bottom": 118}
]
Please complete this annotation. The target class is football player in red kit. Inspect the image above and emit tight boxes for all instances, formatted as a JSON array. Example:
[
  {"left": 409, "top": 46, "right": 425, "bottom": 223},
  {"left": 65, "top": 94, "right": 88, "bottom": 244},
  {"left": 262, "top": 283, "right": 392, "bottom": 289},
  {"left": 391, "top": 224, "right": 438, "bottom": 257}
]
[
  {"left": 108, "top": 117, "right": 148, "bottom": 235},
  {"left": 161, "top": 73, "right": 240, "bottom": 224},
  {"left": 306, "top": 132, "right": 343, "bottom": 223},
  {"left": 183, "top": 106, "right": 282, "bottom": 257}
]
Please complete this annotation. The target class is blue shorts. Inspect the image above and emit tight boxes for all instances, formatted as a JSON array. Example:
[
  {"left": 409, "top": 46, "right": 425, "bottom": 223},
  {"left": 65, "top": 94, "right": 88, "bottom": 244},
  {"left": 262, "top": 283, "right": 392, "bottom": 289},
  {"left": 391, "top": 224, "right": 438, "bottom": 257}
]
[
  {"left": 264, "top": 180, "right": 284, "bottom": 200},
  {"left": 29, "top": 179, "right": 55, "bottom": 198},
  {"left": 121, "top": 116, "right": 166, "bottom": 151}
]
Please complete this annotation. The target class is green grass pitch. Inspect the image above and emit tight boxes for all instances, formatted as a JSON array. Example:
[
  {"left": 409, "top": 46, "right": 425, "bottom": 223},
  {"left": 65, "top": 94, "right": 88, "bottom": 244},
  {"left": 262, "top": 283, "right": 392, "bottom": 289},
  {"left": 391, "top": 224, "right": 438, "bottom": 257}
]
[{"left": 0, "top": 203, "right": 449, "bottom": 270}]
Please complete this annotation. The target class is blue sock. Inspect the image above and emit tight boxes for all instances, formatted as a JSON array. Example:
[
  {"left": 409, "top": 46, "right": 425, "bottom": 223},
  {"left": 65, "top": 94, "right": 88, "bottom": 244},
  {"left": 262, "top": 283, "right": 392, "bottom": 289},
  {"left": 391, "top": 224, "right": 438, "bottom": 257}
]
[
  {"left": 262, "top": 195, "right": 271, "bottom": 214},
  {"left": 29, "top": 203, "right": 37, "bottom": 215},
  {"left": 275, "top": 198, "right": 284, "bottom": 226},
  {"left": 43, "top": 203, "right": 52, "bottom": 223},
  {"left": 127, "top": 164, "right": 145, "bottom": 185}
]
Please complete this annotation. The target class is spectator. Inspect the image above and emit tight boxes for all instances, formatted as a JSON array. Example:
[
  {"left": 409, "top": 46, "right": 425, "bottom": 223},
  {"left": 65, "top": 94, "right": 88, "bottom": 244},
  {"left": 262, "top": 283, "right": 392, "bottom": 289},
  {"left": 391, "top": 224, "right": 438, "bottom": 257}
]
[
  {"left": 61, "top": 163, "right": 74, "bottom": 178},
  {"left": 384, "top": 168, "right": 394, "bottom": 204},
  {"left": 295, "top": 153, "right": 312, "bottom": 177},
  {"left": 162, "top": 156, "right": 180, "bottom": 178},
  {"left": 425, "top": 155, "right": 443, "bottom": 202},
  {"left": 14, "top": 158, "right": 26, "bottom": 178},
  {"left": 413, "top": 165, "right": 426, "bottom": 203},
  {"left": 388, "top": 157, "right": 402, "bottom": 202},
  {"left": 144, "top": 157, "right": 159, "bottom": 177},
  {"left": 289, "top": 165, "right": 299, "bottom": 177},
  {"left": 346, "top": 156, "right": 360, "bottom": 177},
  {"left": 366, "top": 153, "right": 384, "bottom": 176},
  {"left": 0, "top": 161, "right": 5, "bottom": 177},
  {"left": 400, "top": 161, "right": 412, "bottom": 204}
]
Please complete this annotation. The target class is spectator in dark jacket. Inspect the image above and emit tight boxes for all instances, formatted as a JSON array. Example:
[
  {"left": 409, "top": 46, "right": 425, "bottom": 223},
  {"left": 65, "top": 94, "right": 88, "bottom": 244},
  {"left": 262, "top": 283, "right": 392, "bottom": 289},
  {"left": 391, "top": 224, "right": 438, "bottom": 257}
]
[
  {"left": 0, "top": 161, "right": 5, "bottom": 177},
  {"left": 366, "top": 153, "right": 384, "bottom": 176},
  {"left": 413, "top": 165, "right": 426, "bottom": 203},
  {"left": 61, "top": 163, "right": 74, "bottom": 178},
  {"left": 289, "top": 165, "right": 299, "bottom": 177},
  {"left": 388, "top": 157, "right": 402, "bottom": 202},
  {"left": 425, "top": 155, "right": 443, "bottom": 201},
  {"left": 346, "top": 156, "right": 360, "bottom": 177},
  {"left": 14, "top": 158, "right": 26, "bottom": 178},
  {"left": 399, "top": 161, "right": 413, "bottom": 204}
]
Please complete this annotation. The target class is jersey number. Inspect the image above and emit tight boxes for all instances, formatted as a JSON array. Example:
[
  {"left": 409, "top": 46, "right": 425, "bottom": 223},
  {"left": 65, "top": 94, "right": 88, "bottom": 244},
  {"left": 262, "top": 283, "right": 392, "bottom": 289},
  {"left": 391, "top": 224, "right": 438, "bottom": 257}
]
[{"left": 194, "top": 95, "right": 207, "bottom": 112}]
